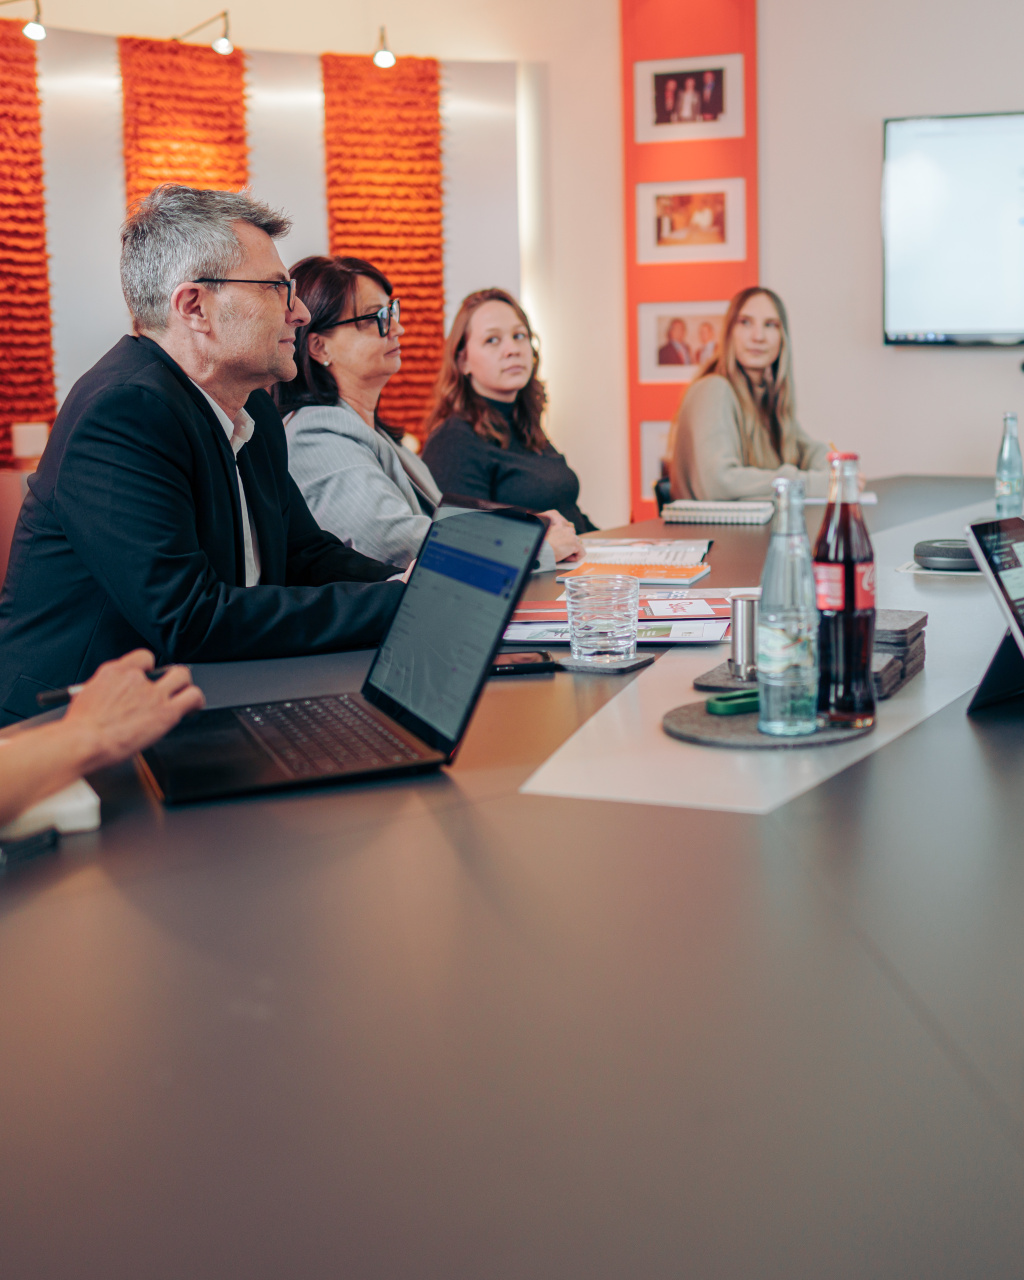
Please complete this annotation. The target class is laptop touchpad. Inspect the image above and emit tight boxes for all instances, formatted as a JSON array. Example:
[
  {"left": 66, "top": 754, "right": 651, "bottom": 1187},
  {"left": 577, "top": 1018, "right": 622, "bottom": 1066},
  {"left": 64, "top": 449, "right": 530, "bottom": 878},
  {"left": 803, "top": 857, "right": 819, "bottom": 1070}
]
[{"left": 143, "top": 709, "right": 287, "bottom": 802}]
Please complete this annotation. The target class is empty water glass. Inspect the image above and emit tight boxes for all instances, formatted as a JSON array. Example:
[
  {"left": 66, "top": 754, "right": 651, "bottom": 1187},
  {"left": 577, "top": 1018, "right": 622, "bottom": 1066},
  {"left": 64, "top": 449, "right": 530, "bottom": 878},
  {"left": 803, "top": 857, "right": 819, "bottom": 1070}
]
[{"left": 565, "top": 574, "right": 640, "bottom": 662}]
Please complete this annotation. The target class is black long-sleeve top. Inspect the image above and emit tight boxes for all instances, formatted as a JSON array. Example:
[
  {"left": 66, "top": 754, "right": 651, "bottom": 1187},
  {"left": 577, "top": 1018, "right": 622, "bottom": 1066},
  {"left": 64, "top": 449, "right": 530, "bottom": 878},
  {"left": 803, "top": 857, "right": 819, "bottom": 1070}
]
[{"left": 421, "top": 401, "right": 596, "bottom": 534}]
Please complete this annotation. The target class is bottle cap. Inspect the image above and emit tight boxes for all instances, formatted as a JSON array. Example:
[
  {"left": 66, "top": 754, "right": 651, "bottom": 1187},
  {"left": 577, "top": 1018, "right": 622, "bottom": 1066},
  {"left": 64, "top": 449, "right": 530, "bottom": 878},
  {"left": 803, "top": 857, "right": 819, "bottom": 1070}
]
[{"left": 827, "top": 451, "right": 859, "bottom": 461}]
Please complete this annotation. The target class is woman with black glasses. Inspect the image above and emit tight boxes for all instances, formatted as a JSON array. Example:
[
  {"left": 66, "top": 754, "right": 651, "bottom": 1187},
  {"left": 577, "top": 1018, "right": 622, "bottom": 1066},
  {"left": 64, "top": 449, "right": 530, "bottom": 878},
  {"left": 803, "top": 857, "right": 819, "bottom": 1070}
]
[{"left": 275, "top": 256, "right": 582, "bottom": 569}]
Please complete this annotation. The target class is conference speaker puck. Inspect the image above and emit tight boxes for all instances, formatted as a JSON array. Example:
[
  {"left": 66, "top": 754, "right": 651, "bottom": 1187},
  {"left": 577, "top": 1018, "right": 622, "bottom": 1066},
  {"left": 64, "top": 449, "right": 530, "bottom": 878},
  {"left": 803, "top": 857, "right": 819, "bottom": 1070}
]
[{"left": 913, "top": 538, "right": 980, "bottom": 571}]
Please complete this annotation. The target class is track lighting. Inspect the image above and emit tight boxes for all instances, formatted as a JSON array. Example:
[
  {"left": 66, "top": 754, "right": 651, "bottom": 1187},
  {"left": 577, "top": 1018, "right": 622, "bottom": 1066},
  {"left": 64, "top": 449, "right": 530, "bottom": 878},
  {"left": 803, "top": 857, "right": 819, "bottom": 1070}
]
[
  {"left": 372, "top": 26, "right": 396, "bottom": 69},
  {"left": 175, "top": 10, "right": 233, "bottom": 56},
  {"left": 0, "top": 0, "right": 46, "bottom": 40}
]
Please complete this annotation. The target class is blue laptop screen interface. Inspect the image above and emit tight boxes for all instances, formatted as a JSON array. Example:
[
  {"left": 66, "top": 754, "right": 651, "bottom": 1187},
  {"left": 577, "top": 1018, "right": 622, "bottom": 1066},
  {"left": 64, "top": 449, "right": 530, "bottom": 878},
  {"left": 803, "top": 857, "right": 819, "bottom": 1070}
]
[{"left": 366, "top": 512, "right": 537, "bottom": 741}]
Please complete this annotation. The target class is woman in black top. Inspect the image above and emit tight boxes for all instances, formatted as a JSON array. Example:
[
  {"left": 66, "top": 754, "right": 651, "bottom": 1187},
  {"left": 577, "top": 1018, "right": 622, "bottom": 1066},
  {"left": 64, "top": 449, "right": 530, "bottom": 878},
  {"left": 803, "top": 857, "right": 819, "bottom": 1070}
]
[{"left": 421, "top": 289, "right": 597, "bottom": 534}]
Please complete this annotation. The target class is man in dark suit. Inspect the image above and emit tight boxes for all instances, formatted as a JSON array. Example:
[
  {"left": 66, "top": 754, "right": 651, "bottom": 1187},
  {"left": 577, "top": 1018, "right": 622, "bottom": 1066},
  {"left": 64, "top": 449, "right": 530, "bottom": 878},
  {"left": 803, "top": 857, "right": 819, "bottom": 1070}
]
[
  {"left": 658, "top": 318, "right": 694, "bottom": 366},
  {"left": 0, "top": 185, "right": 406, "bottom": 723}
]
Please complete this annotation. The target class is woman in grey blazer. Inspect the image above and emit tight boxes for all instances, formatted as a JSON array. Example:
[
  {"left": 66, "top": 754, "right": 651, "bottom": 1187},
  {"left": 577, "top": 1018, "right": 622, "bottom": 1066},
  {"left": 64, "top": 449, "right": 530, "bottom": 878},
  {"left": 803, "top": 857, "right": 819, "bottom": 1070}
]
[{"left": 274, "top": 256, "right": 582, "bottom": 569}]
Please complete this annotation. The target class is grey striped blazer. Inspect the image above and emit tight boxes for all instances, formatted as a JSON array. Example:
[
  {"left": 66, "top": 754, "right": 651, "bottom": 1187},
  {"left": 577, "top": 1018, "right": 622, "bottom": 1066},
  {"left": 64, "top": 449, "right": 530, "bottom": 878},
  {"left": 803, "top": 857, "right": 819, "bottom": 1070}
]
[
  {"left": 285, "top": 401, "right": 440, "bottom": 569},
  {"left": 286, "top": 399, "right": 555, "bottom": 572}
]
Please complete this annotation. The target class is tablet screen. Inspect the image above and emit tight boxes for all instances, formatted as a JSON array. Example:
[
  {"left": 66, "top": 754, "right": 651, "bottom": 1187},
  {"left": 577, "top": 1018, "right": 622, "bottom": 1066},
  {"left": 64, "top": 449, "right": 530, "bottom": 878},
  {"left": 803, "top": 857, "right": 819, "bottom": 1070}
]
[{"left": 969, "top": 518, "right": 1024, "bottom": 623}]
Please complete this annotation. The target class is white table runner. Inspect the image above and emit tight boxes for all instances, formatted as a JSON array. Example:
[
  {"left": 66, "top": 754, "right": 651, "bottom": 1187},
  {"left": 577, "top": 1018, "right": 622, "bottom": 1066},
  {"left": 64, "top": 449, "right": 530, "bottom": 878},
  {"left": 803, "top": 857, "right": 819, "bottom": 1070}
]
[{"left": 521, "top": 501, "right": 1007, "bottom": 814}]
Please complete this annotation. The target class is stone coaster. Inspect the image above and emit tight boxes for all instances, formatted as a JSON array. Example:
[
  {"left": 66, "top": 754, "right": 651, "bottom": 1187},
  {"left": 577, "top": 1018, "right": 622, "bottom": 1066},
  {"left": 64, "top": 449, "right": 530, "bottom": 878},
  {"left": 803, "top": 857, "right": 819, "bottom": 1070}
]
[
  {"left": 662, "top": 703, "right": 875, "bottom": 750},
  {"left": 692, "top": 662, "right": 757, "bottom": 692}
]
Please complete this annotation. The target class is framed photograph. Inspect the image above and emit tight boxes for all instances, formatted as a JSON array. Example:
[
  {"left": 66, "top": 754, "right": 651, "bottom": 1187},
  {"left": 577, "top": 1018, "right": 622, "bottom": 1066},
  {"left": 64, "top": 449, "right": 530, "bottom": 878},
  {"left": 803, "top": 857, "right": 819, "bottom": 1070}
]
[
  {"left": 637, "top": 300, "right": 729, "bottom": 384},
  {"left": 640, "top": 421, "right": 672, "bottom": 503},
  {"left": 633, "top": 54, "right": 744, "bottom": 144},
  {"left": 636, "top": 178, "right": 746, "bottom": 264}
]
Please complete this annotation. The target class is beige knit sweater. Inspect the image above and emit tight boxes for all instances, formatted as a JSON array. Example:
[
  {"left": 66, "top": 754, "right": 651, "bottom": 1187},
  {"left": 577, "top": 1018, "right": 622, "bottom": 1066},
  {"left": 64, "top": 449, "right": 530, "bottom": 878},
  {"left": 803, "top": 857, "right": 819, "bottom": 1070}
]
[{"left": 668, "top": 374, "right": 829, "bottom": 501}]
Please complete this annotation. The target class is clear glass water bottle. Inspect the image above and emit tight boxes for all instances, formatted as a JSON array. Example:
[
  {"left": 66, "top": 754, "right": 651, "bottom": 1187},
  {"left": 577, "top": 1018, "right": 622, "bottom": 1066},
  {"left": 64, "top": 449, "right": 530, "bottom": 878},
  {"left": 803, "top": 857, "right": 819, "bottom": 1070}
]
[
  {"left": 757, "top": 476, "right": 820, "bottom": 736},
  {"left": 995, "top": 411, "right": 1022, "bottom": 518}
]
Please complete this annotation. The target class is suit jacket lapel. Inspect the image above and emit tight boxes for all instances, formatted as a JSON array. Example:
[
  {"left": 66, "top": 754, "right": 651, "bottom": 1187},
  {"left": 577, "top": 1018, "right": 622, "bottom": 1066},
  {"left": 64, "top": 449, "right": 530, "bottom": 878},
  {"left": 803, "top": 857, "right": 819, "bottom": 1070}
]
[{"left": 139, "top": 337, "right": 248, "bottom": 583}]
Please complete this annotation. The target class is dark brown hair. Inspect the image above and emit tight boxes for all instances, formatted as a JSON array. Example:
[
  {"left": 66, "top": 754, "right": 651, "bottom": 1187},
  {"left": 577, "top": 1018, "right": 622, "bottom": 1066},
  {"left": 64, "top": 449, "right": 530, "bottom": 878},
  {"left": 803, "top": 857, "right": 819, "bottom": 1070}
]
[
  {"left": 272, "top": 255, "right": 402, "bottom": 437},
  {"left": 422, "top": 288, "right": 548, "bottom": 452}
]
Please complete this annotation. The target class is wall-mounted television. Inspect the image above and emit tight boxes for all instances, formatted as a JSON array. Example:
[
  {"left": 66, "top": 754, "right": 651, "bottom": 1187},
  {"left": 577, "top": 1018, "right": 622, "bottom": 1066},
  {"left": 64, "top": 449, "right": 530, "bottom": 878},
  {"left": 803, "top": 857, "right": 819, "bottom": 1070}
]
[{"left": 883, "top": 112, "right": 1024, "bottom": 346}]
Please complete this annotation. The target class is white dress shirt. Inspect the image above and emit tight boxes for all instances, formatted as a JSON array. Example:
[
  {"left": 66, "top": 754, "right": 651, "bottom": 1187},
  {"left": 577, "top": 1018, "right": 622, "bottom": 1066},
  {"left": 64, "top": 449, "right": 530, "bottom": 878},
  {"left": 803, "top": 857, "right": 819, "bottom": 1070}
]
[{"left": 190, "top": 381, "right": 262, "bottom": 586}]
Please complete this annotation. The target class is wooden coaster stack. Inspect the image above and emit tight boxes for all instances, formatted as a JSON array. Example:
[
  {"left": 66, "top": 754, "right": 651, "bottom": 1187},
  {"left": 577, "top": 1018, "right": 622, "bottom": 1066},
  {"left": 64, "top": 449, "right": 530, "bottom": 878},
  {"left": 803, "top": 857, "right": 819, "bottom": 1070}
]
[{"left": 872, "top": 609, "right": 927, "bottom": 700}]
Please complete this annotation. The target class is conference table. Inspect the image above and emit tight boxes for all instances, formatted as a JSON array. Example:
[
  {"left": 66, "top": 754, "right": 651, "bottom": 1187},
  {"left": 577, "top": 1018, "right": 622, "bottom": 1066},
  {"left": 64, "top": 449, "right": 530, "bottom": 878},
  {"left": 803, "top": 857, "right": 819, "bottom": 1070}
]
[{"left": 3, "top": 475, "right": 1024, "bottom": 1279}]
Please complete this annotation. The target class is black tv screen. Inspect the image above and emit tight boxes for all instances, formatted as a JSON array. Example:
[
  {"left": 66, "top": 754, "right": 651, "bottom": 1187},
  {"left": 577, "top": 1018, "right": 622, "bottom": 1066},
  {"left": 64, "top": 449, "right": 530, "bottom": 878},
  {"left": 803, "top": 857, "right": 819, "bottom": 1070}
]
[{"left": 882, "top": 112, "right": 1024, "bottom": 346}]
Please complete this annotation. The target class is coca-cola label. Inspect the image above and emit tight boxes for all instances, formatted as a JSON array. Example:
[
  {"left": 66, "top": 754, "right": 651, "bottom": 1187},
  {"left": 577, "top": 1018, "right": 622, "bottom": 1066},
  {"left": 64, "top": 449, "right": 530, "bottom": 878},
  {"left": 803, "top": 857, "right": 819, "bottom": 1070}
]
[
  {"left": 814, "top": 563, "right": 845, "bottom": 611},
  {"left": 855, "top": 563, "right": 876, "bottom": 610}
]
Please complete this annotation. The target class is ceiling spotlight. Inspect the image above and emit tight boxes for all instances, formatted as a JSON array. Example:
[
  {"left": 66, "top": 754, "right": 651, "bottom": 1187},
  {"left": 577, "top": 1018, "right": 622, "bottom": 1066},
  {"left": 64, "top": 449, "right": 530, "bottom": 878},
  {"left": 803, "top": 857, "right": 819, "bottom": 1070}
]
[
  {"left": 0, "top": 0, "right": 46, "bottom": 40},
  {"left": 373, "top": 26, "right": 396, "bottom": 69},
  {"left": 174, "top": 9, "right": 233, "bottom": 56}
]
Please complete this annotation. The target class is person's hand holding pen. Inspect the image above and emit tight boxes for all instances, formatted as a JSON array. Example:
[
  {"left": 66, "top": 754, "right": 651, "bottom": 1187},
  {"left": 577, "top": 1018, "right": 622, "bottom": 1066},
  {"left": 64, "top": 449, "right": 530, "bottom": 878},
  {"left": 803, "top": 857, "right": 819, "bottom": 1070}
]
[
  {"left": 0, "top": 650, "right": 204, "bottom": 833},
  {"left": 60, "top": 650, "right": 205, "bottom": 773}
]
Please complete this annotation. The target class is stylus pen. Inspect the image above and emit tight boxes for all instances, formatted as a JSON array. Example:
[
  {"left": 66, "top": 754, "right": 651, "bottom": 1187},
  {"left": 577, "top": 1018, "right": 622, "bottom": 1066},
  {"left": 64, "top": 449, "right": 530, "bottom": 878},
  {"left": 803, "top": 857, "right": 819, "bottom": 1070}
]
[{"left": 35, "top": 666, "right": 175, "bottom": 710}]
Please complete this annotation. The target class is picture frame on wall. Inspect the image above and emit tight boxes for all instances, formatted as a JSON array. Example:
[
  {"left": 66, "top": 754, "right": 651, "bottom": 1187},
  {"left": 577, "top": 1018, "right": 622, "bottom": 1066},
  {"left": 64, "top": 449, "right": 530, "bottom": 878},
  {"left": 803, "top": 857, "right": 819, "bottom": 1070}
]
[
  {"left": 636, "top": 178, "right": 746, "bottom": 265},
  {"left": 633, "top": 54, "right": 745, "bottom": 144},
  {"left": 637, "top": 300, "right": 729, "bottom": 384}
]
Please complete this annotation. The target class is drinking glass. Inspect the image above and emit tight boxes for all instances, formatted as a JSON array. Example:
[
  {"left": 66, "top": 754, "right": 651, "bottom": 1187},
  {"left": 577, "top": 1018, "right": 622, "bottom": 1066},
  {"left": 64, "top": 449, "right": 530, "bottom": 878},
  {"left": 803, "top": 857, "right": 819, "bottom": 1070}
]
[{"left": 565, "top": 575, "right": 640, "bottom": 662}]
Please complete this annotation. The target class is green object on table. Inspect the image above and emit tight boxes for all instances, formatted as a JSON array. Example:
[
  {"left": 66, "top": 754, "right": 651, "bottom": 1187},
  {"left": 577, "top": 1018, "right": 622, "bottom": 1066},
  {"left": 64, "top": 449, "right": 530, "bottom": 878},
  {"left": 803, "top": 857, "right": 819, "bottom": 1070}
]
[{"left": 706, "top": 689, "right": 760, "bottom": 716}]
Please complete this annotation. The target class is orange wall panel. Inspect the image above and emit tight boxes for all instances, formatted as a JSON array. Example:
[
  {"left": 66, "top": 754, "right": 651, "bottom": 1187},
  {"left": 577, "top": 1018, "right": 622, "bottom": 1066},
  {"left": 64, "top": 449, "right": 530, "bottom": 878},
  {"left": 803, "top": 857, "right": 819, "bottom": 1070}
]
[
  {"left": 0, "top": 19, "right": 56, "bottom": 461},
  {"left": 119, "top": 37, "right": 249, "bottom": 211},
  {"left": 321, "top": 54, "right": 444, "bottom": 439},
  {"left": 620, "top": 0, "right": 759, "bottom": 519}
]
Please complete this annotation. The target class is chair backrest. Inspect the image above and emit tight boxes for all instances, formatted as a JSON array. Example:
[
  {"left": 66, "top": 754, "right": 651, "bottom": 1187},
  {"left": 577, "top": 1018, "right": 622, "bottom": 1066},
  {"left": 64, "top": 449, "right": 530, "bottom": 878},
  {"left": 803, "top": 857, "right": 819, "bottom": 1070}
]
[
  {"left": 654, "top": 457, "right": 672, "bottom": 514},
  {"left": 0, "top": 470, "right": 29, "bottom": 589}
]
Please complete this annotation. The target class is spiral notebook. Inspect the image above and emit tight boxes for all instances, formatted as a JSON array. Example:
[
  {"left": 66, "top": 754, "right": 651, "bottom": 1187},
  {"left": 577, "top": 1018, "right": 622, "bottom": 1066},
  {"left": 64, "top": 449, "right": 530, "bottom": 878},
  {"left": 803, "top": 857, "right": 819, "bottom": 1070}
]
[
  {"left": 661, "top": 500, "right": 774, "bottom": 525},
  {"left": 662, "top": 494, "right": 878, "bottom": 524}
]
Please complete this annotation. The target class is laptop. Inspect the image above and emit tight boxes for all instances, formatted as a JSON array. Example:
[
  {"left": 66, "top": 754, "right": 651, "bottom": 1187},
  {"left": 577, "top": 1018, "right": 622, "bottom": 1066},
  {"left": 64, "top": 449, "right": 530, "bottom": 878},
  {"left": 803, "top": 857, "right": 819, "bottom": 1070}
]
[
  {"left": 964, "top": 516, "right": 1024, "bottom": 711},
  {"left": 139, "top": 508, "right": 546, "bottom": 803}
]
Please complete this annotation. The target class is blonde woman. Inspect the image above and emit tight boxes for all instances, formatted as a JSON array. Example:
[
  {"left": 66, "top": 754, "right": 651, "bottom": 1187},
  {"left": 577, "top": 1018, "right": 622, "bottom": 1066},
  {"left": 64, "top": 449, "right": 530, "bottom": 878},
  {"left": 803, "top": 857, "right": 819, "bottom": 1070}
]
[{"left": 667, "top": 287, "right": 829, "bottom": 500}]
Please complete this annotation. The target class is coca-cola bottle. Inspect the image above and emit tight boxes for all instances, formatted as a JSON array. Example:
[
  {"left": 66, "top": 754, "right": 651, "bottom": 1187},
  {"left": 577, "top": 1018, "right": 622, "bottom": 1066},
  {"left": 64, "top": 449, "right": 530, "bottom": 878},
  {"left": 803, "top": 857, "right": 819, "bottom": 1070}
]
[{"left": 813, "top": 453, "right": 876, "bottom": 727}]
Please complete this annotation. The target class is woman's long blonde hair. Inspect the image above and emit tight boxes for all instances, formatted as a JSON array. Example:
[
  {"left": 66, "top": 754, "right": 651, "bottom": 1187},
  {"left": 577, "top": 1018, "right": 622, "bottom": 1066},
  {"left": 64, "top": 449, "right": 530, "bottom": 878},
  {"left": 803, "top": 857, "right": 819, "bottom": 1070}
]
[{"left": 699, "top": 286, "right": 795, "bottom": 457}]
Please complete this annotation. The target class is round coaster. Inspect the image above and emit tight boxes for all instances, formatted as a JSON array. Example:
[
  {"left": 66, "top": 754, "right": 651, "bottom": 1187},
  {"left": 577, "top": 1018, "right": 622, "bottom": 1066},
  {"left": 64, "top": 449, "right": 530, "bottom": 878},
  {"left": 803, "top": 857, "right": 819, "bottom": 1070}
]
[
  {"left": 693, "top": 661, "right": 757, "bottom": 692},
  {"left": 662, "top": 703, "right": 875, "bottom": 750}
]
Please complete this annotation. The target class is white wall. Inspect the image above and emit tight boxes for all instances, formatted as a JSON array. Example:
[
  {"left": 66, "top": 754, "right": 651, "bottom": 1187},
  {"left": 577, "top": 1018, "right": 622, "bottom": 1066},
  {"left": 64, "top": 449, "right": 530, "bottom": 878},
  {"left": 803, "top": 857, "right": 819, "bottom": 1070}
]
[
  {"left": 33, "top": 0, "right": 631, "bottom": 526},
  {"left": 30, "top": 0, "right": 1024, "bottom": 510},
  {"left": 441, "top": 62, "right": 520, "bottom": 330},
  {"left": 36, "top": 29, "right": 129, "bottom": 403},
  {"left": 759, "top": 0, "right": 1024, "bottom": 479}
]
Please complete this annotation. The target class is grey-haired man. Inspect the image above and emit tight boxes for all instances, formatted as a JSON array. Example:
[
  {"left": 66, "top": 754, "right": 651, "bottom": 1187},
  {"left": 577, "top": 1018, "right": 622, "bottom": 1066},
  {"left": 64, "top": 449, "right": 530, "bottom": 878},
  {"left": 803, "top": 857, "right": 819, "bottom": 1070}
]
[{"left": 0, "top": 184, "right": 404, "bottom": 723}]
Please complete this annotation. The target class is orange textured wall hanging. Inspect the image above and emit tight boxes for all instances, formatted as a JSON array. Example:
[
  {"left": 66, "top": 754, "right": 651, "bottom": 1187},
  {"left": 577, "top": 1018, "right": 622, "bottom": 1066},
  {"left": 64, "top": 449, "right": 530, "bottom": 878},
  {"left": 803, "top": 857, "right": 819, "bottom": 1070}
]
[
  {"left": 0, "top": 19, "right": 57, "bottom": 463},
  {"left": 321, "top": 54, "right": 443, "bottom": 438},
  {"left": 119, "top": 36, "right": 248, "bottom": 210}
]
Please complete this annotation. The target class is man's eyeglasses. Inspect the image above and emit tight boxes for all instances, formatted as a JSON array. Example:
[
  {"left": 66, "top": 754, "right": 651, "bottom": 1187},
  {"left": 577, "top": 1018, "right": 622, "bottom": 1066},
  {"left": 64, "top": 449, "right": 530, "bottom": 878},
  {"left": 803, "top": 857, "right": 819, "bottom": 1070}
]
[
  {"left": 329, "top": 298, "right": 401, "bottom": 338},
  {"left": 194, "top": 278, "right": 298, "bottom": 309}
]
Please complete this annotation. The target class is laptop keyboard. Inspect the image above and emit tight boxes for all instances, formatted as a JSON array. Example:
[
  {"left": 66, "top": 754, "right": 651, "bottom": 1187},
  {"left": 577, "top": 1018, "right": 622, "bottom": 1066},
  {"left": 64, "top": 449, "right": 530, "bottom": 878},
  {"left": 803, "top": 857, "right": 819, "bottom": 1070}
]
[{"left": 236, "top": 694, "right": 424, "bottom": 778}]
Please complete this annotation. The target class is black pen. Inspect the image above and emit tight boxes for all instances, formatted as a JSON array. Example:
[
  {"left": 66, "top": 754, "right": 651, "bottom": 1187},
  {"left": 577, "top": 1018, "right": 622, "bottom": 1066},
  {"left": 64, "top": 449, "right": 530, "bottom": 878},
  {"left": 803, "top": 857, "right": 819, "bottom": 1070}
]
[
  {"left": 0, "top": 825, "right": 60, "bottom": 872},
  {"left": 35, "top": 665, "right": 175, "bottom": 710}
]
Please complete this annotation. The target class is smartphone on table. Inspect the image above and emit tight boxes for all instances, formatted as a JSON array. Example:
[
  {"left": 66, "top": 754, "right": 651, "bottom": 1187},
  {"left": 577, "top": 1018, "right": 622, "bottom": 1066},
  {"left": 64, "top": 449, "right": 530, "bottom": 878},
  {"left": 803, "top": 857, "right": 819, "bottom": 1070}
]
[{"left": 489, "top": 651, "right": 559, "bottom": 676}]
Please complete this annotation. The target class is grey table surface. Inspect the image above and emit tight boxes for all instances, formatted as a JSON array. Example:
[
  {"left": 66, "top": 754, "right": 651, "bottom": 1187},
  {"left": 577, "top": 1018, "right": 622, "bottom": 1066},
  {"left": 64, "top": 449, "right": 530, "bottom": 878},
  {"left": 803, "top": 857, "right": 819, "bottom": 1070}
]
[{"left": 2, "top": 475, "right": 1023, "bottom": 1280}]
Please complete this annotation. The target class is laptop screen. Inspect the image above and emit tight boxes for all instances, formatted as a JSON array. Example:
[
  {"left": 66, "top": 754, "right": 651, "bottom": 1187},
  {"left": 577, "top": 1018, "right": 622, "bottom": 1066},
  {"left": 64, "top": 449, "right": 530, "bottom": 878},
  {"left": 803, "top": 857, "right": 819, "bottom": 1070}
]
[{"left": 363, "top": 510, "right": 543, "bottom": 750}]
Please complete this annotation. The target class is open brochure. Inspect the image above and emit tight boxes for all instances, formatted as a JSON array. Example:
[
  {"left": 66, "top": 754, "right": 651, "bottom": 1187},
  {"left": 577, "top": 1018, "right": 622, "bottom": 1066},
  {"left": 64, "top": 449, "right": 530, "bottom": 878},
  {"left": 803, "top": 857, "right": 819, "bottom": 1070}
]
[
  {"left": 556, "top": 537, "right": 712, "bottom": 586},
  {"left": 511, "top": 596, "right": 732, "bottom": 623},
  {"left": 504, "top": 617, "right": 729, "bottom": 645}
]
